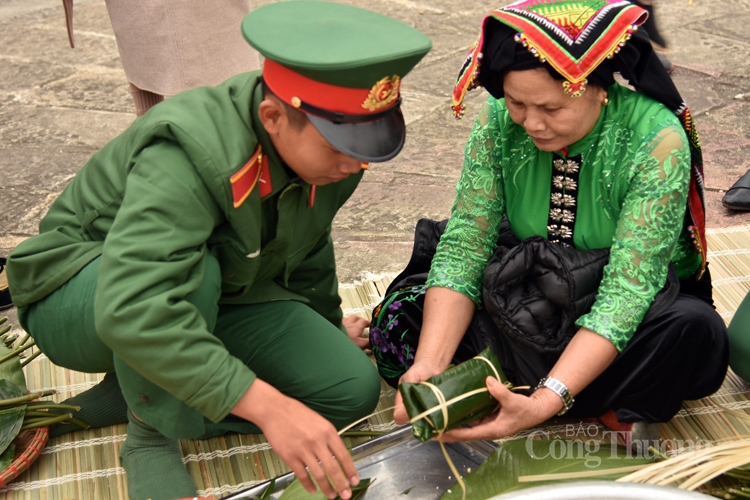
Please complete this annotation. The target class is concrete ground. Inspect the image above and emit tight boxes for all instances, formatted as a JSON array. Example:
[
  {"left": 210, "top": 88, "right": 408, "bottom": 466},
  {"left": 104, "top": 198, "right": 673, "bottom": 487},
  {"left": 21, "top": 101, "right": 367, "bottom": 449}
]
[{"left": 1, "top": 0, "right": 750, "bottom": 332}]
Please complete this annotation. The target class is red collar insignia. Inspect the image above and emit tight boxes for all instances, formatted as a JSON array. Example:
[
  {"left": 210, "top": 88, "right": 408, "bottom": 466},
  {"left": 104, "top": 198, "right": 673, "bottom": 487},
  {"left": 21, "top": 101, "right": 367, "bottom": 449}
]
[{"left": 230, "top": 146, "right": 273, "bottom": 208}]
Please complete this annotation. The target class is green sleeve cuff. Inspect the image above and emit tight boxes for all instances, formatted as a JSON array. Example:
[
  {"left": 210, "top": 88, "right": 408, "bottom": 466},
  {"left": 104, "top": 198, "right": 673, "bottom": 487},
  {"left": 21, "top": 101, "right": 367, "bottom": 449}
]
[
  {"left": 184, "top": 355, "right": 257, "bottom": 422},
  {"left": 425, "top": 272, "right": 483, "bottom": 306}
]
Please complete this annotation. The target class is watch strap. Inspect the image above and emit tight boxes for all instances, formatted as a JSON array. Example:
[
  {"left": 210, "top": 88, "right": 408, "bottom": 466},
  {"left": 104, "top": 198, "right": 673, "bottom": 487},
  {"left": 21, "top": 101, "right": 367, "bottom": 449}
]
[{"left": 536, "top": 376, "right": 574, "bottom": 416}]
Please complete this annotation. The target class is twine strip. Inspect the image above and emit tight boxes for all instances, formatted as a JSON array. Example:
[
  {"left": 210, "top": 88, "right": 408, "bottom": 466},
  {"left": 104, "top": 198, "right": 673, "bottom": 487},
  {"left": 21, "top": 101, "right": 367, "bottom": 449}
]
[
  {"left": 408, "top": 388, "right": 490, "bottom": 427},
  {"left": 440, "top": 441, "right": 467, "bottom": 500},
  {"left": 406, "top": 381, "right": 467, "bottom": 500},
  {"left": 419, "top": 382, "right": 450, "bottom": 438},
  {"left": 338, "top": 406, "right": 396, "bottom": 435},
  {"left": 473, "top": 355, "right": 501, "bottom": 381},
  {"left": 408, "top": 355, "right": 515, "bottom": 428},
  {"left": 408, "top": 355, "right": 512, "bottom": 429}
]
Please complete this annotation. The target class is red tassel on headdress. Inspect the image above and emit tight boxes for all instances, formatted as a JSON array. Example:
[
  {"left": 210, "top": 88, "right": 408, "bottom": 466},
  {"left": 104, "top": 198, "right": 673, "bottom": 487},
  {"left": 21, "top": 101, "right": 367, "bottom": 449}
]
[{"left": 452, "top": 35, "right": 485, "bottom": 119}]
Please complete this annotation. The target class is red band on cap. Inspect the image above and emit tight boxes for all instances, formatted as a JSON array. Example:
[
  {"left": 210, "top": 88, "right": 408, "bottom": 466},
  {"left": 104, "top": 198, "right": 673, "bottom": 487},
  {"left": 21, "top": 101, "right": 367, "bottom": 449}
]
[{"left": 263, "top": 59, "right": 400, "bottom": 116}]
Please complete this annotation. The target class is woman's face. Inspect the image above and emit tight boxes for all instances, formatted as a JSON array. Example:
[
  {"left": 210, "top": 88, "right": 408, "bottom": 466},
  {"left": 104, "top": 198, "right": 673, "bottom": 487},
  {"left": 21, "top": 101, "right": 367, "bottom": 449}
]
[{"left": 503, "top": 68, "right": 607, "bottom": 152}]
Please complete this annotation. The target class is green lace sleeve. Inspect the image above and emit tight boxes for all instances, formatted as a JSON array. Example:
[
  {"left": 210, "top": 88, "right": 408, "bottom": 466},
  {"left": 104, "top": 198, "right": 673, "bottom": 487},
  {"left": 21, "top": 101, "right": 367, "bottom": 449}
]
[
  {"left": 576, "top": 123, "right": 691, "bottom": 351},
  {"left": 426, "top": 100, "right": 506, "bottom": 305}
]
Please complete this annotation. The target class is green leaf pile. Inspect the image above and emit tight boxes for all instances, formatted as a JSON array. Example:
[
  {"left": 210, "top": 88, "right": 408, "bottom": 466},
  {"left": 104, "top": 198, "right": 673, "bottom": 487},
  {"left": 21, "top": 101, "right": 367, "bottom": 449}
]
[
  {"left": 0, "top": 338, "right": 30, "bottom": 464},
  {"left": 0, "top": 406, "right": 26, "bottom": 457},
  {"left": 0, "top": 319, "right": 90, "bottom": 470}
]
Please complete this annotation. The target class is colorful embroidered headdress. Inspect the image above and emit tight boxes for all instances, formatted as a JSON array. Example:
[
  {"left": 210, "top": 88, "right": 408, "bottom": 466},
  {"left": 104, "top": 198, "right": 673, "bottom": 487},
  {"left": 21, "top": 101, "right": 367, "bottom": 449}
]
[
  {"left": 453, "top": 0, "right": 647, "bottom": 111},
  {"left": 452, "top": 0, "right": 708, "bottom": 278}
]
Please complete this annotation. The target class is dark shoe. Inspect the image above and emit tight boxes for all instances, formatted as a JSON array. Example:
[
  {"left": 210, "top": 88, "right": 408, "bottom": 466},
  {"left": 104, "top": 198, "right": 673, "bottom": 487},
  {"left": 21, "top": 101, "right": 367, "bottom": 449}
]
[
  {"left": 722, "top": 170, "right": 750, "bottom": 211},
  {"left": 0, "top": 258, "right": 11, "bottom": 311}
]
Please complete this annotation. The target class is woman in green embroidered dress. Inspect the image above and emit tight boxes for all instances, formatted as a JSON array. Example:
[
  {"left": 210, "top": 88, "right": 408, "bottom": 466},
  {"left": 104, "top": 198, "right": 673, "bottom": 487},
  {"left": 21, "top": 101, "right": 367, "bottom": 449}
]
[{"left": 372, "top": 0, "right": 728, "bottom": 444}]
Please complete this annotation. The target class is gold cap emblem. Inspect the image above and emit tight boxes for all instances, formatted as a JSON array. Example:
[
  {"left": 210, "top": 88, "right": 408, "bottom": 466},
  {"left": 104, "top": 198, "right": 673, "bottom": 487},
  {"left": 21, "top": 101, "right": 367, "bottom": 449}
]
[{"left": 362, "top": 75, "right": 401, "bottom": 111}]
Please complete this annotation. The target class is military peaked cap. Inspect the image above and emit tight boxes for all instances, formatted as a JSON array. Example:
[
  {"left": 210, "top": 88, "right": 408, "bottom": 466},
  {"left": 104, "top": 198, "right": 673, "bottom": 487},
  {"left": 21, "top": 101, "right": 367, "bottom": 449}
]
[{"left": 242, "top": 1, "right": 432, "bottom": 162}]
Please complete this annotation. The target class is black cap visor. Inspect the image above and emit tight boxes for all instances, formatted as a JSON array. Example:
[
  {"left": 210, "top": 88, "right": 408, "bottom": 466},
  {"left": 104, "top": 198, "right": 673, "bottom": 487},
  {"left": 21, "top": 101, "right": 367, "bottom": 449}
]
[{"left": 307, "top": 107, "right": 406, "bottom": 163}]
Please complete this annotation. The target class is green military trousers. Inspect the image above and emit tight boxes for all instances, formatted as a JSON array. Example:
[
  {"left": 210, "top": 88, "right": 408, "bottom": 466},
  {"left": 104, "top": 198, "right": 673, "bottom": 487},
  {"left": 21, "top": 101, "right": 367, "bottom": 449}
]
[{"left": 17, "top": 255, "right": 381, "bottom": 439}]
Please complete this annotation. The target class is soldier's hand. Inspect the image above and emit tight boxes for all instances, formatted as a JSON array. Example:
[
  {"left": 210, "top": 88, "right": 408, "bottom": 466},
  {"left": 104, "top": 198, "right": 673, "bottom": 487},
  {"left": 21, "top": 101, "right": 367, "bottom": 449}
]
[
  {"left": 343, "top": 315, "right": 370, "bottom": 350},
  {"left": 232, "top": 379, "right": 359, "bottom": 500}
]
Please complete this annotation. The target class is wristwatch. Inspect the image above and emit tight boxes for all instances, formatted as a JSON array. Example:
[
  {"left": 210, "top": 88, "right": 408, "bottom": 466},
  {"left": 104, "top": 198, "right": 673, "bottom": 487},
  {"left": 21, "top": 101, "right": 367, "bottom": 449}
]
[{"left": 536, "top": 377, "right": 574, "bottom": 416}]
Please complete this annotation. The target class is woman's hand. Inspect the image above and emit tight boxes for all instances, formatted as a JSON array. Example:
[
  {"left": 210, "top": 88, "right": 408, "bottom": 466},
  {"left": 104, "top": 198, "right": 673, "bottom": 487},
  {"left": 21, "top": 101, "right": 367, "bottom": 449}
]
[
  {"left": 232, "top": 379, "right": 358, "bottom": 500},
  {"left": 441, "top": 328, "right": 618, "bottom": 442},
  {"left": 393, "top": 360, "right": 444, "bottom": 424},
  {"left": 343, "top": 315, "right": 370, "bottom": 350},
  {"left": 439, "top": 376, "right": 562, "bottom": 442}
]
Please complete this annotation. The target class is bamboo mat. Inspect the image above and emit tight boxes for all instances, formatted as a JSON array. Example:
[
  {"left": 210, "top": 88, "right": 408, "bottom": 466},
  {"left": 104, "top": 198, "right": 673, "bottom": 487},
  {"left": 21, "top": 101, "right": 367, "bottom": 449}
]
[{"left": 0, "top": 226, "right": 749, "bottom": 499}]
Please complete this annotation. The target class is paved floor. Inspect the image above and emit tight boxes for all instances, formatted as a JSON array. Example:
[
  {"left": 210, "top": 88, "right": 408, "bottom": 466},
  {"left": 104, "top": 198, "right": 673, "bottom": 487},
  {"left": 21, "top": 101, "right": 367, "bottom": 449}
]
[{"left": 1, "top": 0, "right": 749, "bottom": 310}]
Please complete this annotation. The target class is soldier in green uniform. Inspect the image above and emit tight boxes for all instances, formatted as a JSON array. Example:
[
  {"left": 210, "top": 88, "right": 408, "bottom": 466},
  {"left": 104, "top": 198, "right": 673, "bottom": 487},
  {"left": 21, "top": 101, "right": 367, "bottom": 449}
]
[{"left": 6, "top": 2, "right": 431, "bottom": 499}]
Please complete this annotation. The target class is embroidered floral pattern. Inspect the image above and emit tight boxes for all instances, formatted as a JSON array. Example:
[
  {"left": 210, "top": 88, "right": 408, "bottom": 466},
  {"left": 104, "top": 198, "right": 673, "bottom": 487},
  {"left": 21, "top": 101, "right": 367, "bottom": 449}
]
[
  {"left": 428, "top": 84, "right": 695, "bottom": 352},
  {"left": 370, "top": 284, "right": 427, "bottom": 381}
]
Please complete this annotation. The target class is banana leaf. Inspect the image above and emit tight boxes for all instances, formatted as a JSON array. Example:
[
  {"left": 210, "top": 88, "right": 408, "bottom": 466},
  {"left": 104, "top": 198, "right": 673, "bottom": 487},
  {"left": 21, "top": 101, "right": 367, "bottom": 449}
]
[
  {"left": 0, "top": 443, "right": 15, "bottom": 471},
  {"left": 0, "top": 406, "right": 26, "bottom": 457},
  {"left": 441, "top": 439, "right": 656, "bottom": 500},
  {"left": 400, "top": 347, "right": 507, "bottom": 442},
  {"left": 278, "top": 477, "right": 371, "bottom": 500},
  {"left": 0, "top": 380, "right": 25, "bottom": 401},
  {"left": 0, "top": 343, "right": 26, "bottom": 393}
]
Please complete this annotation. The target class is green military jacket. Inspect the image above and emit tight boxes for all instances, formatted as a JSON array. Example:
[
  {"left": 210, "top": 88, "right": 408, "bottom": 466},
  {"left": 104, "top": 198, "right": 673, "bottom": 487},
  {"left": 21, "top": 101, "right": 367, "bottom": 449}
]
[{"left": 8, "top": 72, "right": 362, "bottom": 436}]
